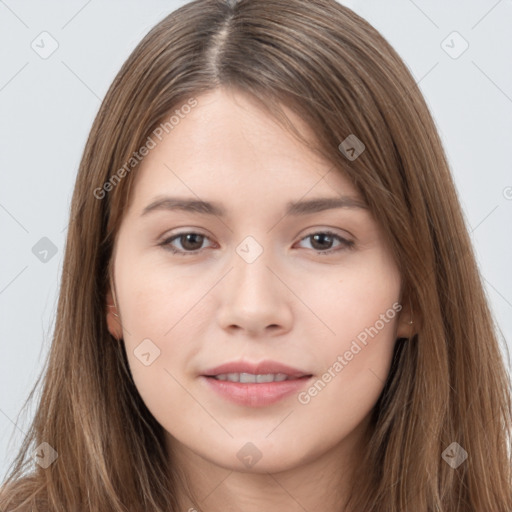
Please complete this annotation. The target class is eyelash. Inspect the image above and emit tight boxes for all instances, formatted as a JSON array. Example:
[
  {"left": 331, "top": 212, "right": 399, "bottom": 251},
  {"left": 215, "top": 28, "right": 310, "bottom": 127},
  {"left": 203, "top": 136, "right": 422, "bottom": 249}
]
[{"left": 158, "top": 230, "right": 355, "bottom": 256}]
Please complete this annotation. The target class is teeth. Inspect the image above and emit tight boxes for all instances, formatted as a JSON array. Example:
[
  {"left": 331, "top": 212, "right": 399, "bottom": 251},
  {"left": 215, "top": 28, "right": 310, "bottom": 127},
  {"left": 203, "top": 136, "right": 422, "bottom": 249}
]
[
  {"left": 256, "top": 374, "right": 276, "bottom": 383},
  {"left": 213, "top": 372, "right": 291, "bottom": 383},
  {"left": 240, "top": 372, "right": 257, "bottom": 383}
]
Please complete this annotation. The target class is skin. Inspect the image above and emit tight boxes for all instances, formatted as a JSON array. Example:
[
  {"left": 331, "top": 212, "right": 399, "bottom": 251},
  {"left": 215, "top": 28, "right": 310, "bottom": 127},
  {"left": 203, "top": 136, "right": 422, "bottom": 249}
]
[{"left": 106, "top": 87, "right": 412, "bottom": 512}]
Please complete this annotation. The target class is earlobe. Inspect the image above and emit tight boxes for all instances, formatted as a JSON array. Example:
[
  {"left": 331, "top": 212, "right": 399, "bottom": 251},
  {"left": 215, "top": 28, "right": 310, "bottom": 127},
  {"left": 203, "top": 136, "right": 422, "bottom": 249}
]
[
  {"left": 396, "top": 298, "right": 417, "bottom": 340},
  {"left": 105, "top": 288, "right": 123, "bottom": 340}
]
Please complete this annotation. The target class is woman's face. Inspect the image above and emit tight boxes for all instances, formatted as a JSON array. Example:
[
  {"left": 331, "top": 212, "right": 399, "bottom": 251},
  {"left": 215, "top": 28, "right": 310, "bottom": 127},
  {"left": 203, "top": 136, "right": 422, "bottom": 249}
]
[{"left": 107, "top": 88, "right": 410, "bottom": 474}]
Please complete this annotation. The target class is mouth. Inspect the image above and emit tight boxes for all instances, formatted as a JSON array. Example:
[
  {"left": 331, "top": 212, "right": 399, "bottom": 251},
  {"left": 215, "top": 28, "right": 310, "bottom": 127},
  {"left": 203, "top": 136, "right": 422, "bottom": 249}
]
[
  {"left": 205, "top": 372, "right": 311, "bottom": 383},
  {"left": 200, "top": 360, "right": 313, "bottom": 407},
  {"left": 201, "top": 359, "right": 311, "bottom": 380}
]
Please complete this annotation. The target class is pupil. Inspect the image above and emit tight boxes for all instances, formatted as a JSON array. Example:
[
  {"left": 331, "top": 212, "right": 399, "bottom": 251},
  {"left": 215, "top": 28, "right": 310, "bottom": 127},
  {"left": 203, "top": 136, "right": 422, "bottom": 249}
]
[
  {"left": 312, "top": 233, "right": 332, "bottom": 250},
  {"left": 182, "top": 234, "right": 203, "bottom": 250}
]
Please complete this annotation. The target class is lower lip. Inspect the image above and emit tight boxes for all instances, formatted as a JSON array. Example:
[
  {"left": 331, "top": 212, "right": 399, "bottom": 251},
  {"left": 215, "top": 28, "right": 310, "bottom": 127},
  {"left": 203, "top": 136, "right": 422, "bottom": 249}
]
[{"left": 201, "top": 375, "right": 312, "bottom": 407}]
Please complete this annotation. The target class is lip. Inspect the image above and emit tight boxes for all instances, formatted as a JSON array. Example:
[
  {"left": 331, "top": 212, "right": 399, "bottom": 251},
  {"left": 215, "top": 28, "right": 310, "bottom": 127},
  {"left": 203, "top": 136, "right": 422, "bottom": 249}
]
[
  {"left": 200, "top": 359, "right": 313, "bottom": 407},
  {"left": 201, "top": 359, "right": 310, "bottom": 379}
]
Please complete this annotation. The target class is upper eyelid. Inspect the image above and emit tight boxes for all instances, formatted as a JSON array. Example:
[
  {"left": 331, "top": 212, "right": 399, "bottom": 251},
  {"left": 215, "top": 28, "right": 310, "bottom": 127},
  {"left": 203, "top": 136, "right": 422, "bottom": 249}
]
[{"left": 160, "top": 227, "right": 353, "bottom": 240}]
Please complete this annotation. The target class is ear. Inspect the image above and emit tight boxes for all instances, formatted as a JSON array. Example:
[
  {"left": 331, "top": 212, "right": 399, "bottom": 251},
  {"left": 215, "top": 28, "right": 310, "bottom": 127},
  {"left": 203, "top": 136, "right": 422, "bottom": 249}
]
[
  {"left": 395, "top": 297, "right": 418, "bottom": 340},
  {"left": 105, "top": 288, "right": 123, "bottom": 340}
]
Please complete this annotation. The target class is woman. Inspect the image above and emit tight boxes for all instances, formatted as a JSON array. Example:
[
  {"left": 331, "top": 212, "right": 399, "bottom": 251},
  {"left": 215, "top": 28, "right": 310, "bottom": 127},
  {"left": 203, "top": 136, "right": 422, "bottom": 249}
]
[{"left": 1, "top": 0, "right": 511, "bottom": 510}]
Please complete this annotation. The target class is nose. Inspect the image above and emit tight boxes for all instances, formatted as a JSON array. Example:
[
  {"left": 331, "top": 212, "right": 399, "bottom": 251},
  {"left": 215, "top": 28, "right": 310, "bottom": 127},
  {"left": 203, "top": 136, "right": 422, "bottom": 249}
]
[{"left": 216, "top": 247, "right": 293, "bottom": 337}]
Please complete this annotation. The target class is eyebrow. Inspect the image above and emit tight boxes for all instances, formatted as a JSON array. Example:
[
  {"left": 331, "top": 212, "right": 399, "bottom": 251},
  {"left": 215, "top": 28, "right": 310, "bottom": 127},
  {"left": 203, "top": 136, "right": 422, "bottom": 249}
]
[{"left": 141, "top": 195, "right": 368, "bottom": 218}]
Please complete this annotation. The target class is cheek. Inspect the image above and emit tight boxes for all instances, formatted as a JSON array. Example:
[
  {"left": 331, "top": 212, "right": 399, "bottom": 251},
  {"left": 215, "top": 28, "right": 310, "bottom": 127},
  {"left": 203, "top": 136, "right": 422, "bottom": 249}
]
[
  {"left": 117, "top": 252, "right": 202, "bottom": 346},
  {"left": 115, "top": 255, "right": 216, "bottom": 428},
  {"left": 295, "top": 307, "right": 399, "bottom": 450},
  {"left": 297, "top": 253, "right": 401, "bottom": 419},
  {"left": 299, "top": 252, "right": 401, "bottom": 349},
  {"left": 115, "top": 264, "right": 187, "bottom": 394}
]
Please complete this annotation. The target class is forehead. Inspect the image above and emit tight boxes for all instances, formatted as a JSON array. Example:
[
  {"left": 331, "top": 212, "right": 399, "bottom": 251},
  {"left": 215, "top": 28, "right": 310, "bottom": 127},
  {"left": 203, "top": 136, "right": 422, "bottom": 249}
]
[{"left": 127, "top": 88, "right": 362, "bottom": 216}]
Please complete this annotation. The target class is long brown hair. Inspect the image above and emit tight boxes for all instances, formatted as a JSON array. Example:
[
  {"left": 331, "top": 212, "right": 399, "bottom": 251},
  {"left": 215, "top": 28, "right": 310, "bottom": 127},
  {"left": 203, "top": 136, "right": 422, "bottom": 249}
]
[{"left": 2, "top": 0, "right": 511, "bottom": 510}]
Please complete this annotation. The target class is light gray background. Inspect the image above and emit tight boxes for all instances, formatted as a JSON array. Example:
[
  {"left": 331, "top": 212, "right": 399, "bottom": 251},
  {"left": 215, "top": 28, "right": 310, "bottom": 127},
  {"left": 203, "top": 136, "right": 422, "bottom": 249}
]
[{"left": 1, "top": 0, "right": 511, "bottom": 480}]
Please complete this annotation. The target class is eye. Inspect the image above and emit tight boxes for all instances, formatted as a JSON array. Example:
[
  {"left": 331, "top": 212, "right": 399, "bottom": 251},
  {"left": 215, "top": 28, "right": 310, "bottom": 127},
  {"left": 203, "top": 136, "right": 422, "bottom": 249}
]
[
  {"left": 296, "top": 231, "right": 354, "bottom": 255},
  {"left": 159, "top": 230, "right": 354, "bottom": 256},
  {"left": 159, "top": 232, "right": 213, "bottom": 255}
]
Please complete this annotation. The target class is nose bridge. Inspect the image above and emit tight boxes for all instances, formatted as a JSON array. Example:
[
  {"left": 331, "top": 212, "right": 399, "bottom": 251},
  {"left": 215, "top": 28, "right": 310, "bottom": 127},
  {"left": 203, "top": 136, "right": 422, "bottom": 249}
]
[{"left": 231, "top": 233, "right": 279, "bottom": 303}]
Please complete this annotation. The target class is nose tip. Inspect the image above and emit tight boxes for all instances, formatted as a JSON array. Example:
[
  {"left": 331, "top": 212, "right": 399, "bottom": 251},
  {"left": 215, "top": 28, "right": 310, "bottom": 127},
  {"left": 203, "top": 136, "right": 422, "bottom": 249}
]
[{"left": 216, "top": 255, "right": 293, "bottom": 337}]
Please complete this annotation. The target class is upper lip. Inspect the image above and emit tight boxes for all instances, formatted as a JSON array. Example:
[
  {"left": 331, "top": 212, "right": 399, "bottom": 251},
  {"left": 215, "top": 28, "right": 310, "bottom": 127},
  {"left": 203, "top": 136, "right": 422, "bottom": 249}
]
[{"left": 201, "top": 359, "right": 312, "bottom": 378}]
